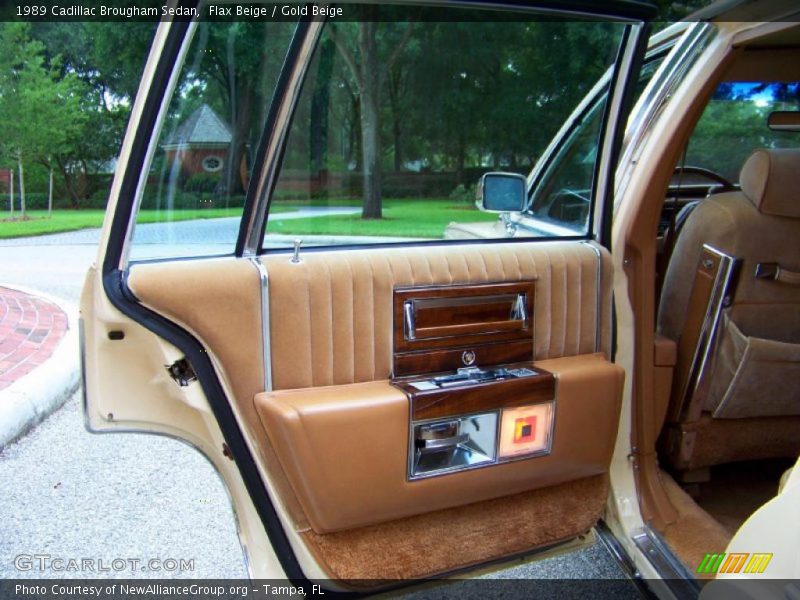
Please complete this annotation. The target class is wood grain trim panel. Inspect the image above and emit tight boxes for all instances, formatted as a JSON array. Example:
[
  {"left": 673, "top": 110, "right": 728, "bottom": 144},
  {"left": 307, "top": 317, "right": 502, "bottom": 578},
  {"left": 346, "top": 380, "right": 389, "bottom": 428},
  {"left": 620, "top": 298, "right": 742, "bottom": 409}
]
[
  {"left": 394, "top": 364, "right": 555, "bottom": 421},
  {"left": 393, "top": 340, "right": 532, "bottom": 378},
  {"left": 393, "top": 281, "right": 535, "bottom": 353}
]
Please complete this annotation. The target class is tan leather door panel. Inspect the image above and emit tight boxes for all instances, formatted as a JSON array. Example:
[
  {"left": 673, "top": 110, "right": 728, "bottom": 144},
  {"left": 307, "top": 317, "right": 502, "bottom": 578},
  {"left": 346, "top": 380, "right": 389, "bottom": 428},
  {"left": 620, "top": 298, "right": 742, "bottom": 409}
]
[
  {"left": 128, "top": 241, "right": 619, "bottom": 544},
  {"left": 264, "top": 242, "right": 613, "bottom": 389},
  {"left": 256, "top": 354, "right": 622, "bottom": 533}
]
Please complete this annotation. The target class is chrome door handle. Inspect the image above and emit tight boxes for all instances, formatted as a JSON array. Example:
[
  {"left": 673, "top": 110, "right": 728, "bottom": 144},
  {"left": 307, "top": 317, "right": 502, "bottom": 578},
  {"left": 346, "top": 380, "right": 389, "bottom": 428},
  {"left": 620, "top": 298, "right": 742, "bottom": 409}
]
[
  {"left": 416, "top": 433, "right": 470, "bottom": 452},
  {"left": 404, "top": 300, "right": 416, "bottom": 340}
]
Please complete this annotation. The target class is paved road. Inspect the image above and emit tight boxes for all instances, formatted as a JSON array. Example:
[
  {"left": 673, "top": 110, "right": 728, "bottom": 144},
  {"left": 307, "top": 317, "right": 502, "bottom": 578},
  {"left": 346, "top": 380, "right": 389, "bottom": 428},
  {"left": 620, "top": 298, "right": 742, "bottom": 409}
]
[
  {"left": 0, "top": 391, "right": 246, "bottom": 579},
  {"left": 0, "top": 207, "right": 361, "bottom": 302}
]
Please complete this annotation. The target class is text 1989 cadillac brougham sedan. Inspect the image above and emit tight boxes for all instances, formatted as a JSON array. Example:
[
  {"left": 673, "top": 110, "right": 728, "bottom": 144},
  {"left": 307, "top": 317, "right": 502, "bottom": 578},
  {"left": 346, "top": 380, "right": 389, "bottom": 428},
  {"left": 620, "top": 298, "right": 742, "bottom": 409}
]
[{"left": 81, "top": 0, "right": 800, "bottom": 596}]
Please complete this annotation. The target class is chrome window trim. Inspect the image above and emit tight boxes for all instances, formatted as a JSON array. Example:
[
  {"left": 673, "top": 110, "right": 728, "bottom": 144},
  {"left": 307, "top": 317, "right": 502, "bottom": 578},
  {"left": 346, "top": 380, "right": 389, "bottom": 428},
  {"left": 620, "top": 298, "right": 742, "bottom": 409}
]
[
  {"left": 581, "top": 240, "right": 604, "bottom": 353},
  {"left": 249, "top": 258, "right": 273, "bottom": 392},
  {"left": 592, "top": 21, "right": 649, "bottom": 243},
  {"left": 115, "top": 20, "right": 199, "bottom": 270},
  {"left": 677, "top": 244, "right": 740, "bottom": 422},
  {"left": 615, "top": 22, "right": 717, "bottom": 208}
]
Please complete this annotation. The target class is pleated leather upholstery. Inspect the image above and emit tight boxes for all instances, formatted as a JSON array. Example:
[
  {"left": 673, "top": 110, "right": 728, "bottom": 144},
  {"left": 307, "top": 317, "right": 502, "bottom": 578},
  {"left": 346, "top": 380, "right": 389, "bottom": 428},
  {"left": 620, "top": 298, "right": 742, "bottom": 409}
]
[{"left": 264, "top": 241, "right": 611, "bottom": 390}]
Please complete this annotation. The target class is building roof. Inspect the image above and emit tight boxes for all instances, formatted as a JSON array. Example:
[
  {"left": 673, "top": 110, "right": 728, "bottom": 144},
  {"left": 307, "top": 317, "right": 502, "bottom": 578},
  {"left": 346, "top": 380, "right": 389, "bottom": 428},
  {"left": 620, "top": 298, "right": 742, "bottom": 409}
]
[{"left": 163, "top": 104, "right": 231, "bottom": 148}]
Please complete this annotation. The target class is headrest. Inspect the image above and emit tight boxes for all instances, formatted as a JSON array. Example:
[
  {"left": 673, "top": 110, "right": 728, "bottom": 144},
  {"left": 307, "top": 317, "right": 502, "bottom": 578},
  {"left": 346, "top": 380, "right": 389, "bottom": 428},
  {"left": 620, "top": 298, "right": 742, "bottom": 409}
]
[{"left": 739, "top": 148, "right": 800, "bottom": 218}]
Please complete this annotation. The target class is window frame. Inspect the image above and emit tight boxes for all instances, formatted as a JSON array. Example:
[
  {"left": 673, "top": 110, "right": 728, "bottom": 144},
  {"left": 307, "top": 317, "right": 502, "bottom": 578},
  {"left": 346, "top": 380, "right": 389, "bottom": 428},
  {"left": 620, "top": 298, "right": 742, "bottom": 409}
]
[{"left": 235, "top": 8, "right": 652, "bottom": 257}]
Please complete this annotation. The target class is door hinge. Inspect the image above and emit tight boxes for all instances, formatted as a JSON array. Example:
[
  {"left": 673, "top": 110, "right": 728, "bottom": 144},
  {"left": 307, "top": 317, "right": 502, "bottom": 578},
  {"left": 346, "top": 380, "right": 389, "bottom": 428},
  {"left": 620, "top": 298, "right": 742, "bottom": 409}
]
[{"left": 167, "top": 358, "right": 197, "bottom": 387}]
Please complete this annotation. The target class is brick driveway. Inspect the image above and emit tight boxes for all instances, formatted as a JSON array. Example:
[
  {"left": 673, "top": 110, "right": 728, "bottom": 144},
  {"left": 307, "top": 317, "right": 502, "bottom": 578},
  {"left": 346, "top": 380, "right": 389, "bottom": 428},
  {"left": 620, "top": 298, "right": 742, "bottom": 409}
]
[{"left": 0, "top": 287, "right": 68, "bottom": 390}]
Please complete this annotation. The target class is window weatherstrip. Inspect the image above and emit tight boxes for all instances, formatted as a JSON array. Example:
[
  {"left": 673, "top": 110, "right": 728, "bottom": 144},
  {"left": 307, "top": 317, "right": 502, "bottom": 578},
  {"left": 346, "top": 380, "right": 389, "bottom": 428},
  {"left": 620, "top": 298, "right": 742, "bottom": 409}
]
[
  {"left": 593, "top": 22, "right": 649, "bottom": 248},
  {"left": 102, "top": 18, "right": 197, "bottom": 273}
]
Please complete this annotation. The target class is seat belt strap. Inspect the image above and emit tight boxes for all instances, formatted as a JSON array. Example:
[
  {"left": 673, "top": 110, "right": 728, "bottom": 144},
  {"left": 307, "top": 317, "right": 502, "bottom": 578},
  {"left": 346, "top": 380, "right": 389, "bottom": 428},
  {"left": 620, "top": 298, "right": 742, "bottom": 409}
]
[{"left": 755, "top": 262, "right": 800, "bottom": 285}]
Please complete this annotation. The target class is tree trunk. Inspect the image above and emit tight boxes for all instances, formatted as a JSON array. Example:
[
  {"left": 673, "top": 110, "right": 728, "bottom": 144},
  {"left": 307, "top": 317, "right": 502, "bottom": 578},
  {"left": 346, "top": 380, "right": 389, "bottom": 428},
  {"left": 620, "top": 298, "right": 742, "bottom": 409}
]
[
  {"left": 223, "top": 38, "right": 253, "bottom": 200},
  {"left": 17, "top": 156, "right": 26, "bottom": 218},
  {"left": 389, "top": 74, "right": 402, "bottom": 172},
  {"left": 456, "top": 137, "right": 466, "bottom": 185},
  {"left": 55, "top": 158, "right": 80, "bottom": 208},
  {"left": 226, "top": 88, "right": 252, "bottom": 199},
  {"left": 48, "top": 167, "right": 53, "bottom": 217},
  {"left": 359, "top": 22, "right": 382, "bottom": 219},
  {"left": 350, "top": 95, "right": 361, "bottom": 170},
  {"left": 9, "top": 168, "right": 14, "bottom": 219},
  {"left": 310, "top": 39, "right": 335, "bottom": 184}
]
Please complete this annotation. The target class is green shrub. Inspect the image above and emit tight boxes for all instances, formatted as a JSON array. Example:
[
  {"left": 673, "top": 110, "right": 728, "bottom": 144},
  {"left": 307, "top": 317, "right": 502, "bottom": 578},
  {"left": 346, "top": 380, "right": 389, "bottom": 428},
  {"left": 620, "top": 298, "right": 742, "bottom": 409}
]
[
  {"left": 449, "top": 183, "right": 478, "bottom": 204},
  {"left": 184, "top": 172, "right": 221, "bottom": 194}
]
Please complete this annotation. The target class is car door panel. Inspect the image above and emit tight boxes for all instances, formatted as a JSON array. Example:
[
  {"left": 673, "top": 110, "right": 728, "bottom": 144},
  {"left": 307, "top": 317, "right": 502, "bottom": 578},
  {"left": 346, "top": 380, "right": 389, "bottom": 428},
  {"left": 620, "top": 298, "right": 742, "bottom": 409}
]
[
  {"left": 263, "top": 242, "right": 613, "bottom": 389},
  {"left": 126, "top": 240, "right": 623, "bottom": 576},
  {"left": 258, "top": 353, "right": 622, "bottom": 534}
]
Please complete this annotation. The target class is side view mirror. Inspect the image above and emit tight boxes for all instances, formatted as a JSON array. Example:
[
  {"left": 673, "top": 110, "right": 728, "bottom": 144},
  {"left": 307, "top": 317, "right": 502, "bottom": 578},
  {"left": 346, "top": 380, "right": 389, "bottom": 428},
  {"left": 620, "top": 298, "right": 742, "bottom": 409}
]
[
  {"left": 477, "top": 172, "right": 527, "bottom": 213},
  {"left": 768, "top": 111, "right": 800, "bottom": 132}
]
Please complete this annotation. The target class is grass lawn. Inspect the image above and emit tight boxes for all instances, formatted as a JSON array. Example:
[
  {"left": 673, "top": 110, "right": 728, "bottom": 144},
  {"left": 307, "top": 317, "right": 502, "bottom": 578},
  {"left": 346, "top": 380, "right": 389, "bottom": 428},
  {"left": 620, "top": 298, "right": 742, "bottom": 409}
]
[
  {"left": 0, "top": 207, "right": 280, "bottom": 239},
  {"left": 267, "top": 199, "right": 497, "bottom": 238},
  {"left": 271, "top": 197, "right": 365, "bottom": 208},
  {"left": 0, "top": 199, "right": 494, "bottom": 240}
]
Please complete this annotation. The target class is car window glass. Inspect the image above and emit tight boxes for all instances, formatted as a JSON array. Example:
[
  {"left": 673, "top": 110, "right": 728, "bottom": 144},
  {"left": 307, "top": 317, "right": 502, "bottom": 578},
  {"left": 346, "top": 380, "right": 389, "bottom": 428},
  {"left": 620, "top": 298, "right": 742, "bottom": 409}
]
[
  {"left": 128, "top": 21, "right": 295, "bottom": 262},
  {"left": 262, "top": 11, "right": 627, "bottom": 249},
  {"left": 528, "top": 56, "right": 665, "bottom": 233},
  {"left": 685, "top": 81, "right": 800, "bottom": 183}
]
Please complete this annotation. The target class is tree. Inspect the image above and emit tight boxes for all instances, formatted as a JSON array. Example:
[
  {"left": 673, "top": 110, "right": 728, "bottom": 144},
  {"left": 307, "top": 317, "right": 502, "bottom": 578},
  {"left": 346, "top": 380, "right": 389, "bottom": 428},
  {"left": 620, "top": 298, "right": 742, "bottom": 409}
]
[
  {"left": 328, "top": 17, "right": 414, "bottom": 219},
  {"left": 164, "top": 21, "right": 294, "bottom": 199},
  {"left": 31, "top": 22, "right": 154, "bottom": 206},
  {"left": 0, "top": 23, "right": 84, "bottom": 217}
]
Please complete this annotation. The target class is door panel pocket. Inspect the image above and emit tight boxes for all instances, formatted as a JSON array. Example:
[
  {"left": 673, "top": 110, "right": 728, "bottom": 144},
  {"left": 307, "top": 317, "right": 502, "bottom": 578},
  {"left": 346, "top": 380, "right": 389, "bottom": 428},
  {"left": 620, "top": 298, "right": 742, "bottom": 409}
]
[{"left": 709, "top": 314, "right": 800, "bottom": 418}]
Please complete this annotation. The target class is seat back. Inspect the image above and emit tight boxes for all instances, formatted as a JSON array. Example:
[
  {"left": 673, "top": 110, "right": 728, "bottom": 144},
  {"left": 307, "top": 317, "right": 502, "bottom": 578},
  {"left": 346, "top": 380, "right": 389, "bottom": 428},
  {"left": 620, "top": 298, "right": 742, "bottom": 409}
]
[{"left": 658, "top": 148, "right": 800, "bottom": 469}]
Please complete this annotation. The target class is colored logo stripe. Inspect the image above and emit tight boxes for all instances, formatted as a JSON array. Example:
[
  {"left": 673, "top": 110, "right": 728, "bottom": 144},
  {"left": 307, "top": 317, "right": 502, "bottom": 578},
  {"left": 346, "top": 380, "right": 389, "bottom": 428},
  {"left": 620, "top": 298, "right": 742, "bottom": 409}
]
[
  {"left": 697, "top": 553, "right": 726, "bottom": 574},
  {"left": 696, "top": 552, "right": 773, "bottom": 574},
  {"left": 720, "top": 553, "right": 748, "bottom": 574},
  {"left": 744, "top": 553, "right": 772, "bottom": 574}
]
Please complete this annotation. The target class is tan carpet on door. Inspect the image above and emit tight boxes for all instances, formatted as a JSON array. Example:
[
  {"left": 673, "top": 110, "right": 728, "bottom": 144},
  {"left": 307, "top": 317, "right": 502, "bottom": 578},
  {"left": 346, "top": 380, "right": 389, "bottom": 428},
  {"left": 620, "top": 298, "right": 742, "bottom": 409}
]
[{"left": 301, "top": 474, "right": 608, "bottom": 584}]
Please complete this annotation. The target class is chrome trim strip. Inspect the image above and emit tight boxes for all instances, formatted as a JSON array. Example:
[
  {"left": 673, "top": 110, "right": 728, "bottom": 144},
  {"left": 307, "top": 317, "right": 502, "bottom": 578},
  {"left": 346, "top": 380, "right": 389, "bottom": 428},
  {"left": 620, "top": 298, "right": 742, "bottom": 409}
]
[
  {"left": 582, "top": 241, "right": 604, "bottom": 353},
  {"left": 249, "top": 258, "right": 273, "bottom": 392},
  {"left": 632, "top": 526, "right": 700, "bottom": 597},
  {"left": 403, "top": 301, "right": 416, "bottom": 341},
  {"left": 622, "top": 23, "right": 711, "bottom": 160},
  {"left": 616, "top": 23, "right": 716, "bottom": 207},
  {"left": 242, "top": 21, "right": 324, "bottom": 257},
  {"left": 677, "top": 244, "right": 740, "bottom": 422}
]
